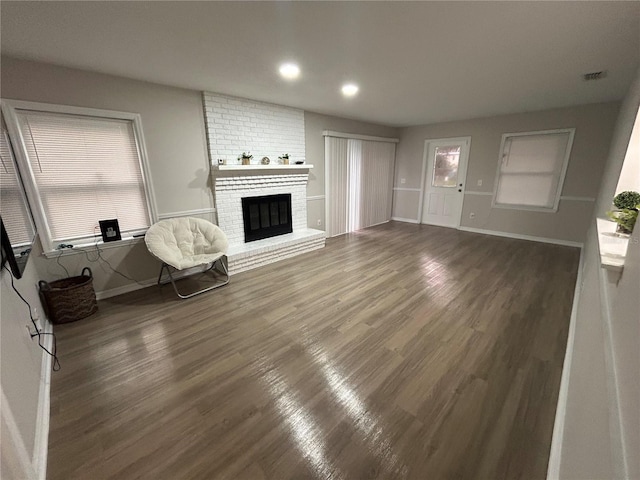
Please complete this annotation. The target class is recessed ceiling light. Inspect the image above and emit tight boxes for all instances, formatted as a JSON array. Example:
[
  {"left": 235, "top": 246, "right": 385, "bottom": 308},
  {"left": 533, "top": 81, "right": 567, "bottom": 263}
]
[
  {"left": 341, "top": 83, "right": 359, "bottom": 97},
  {"left": 279, "top": 63, "right": 300, "bottom": 80}
]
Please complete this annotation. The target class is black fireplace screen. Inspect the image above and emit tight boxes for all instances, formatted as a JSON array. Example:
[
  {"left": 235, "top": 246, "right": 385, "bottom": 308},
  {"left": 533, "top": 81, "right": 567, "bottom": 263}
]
[{"left": 241, "top": 194, "right": 292, "bottom": 243}]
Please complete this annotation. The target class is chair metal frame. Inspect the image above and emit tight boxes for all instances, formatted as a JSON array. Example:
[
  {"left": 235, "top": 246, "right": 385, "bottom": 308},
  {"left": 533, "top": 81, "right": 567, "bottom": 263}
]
[{"left": 157, "top": 255, "right": 229, "bottom": 299}]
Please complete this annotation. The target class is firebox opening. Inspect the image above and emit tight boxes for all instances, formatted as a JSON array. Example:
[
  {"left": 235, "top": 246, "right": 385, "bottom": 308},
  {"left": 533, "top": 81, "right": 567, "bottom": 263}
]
[{"left": 241, "top": 194, "right": 293, "bottom": 243}]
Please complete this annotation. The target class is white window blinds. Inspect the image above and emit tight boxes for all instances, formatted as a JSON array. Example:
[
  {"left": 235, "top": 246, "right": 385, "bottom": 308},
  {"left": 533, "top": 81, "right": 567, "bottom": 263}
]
[
  {"left": 494, "top": 130, "right": 574, "bottom": 210},
  {"left": 0, "top": 122, "right": 34, "bottom": 246},
  {"left": 15, "top": 109, "right": 151, "bottom": 243}
]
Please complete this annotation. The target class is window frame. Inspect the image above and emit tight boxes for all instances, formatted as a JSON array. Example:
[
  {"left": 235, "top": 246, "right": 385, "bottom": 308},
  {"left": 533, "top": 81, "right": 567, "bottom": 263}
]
[
  {"left": 0, "top": 99, "right": 158, "bottom": 253},
  {"left": 491, "top": 128, "right": 575, "bottom": 213}
]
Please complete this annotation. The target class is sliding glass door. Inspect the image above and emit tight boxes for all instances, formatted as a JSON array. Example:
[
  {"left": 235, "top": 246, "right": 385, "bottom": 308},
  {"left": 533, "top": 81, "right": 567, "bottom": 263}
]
[{"left": 325, "top": 136, "right": 396, "bottom": 237}]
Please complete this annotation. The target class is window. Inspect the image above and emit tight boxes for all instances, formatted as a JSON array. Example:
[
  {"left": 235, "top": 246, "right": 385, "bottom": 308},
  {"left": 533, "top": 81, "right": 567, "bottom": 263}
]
[
  {"left": 432, "top": 146, "right": 460, "bottom": 188},
  {"left": 1, "top": 100, "right": 156, "bottom": 251},
  {"left": 0, "top": 116, "right": 35, "bottom": 247},
  {"left": 493, "top": 129, "right": 575, "bottom": 211}
]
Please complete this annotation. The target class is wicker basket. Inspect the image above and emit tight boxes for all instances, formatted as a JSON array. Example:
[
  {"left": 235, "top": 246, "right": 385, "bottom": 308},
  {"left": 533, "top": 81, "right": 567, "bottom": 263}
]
[{"left": 39, "top": 267, "right": 98, "bottom": 324}]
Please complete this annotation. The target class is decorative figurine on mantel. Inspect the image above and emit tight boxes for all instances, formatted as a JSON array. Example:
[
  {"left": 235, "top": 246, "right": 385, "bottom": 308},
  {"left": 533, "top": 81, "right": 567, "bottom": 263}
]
[
  {"left": 239, "top": 152, "right": 253, "bottom": 165},
  {"left": 279, "top": 153, "right": 290, "bottom": 165}
]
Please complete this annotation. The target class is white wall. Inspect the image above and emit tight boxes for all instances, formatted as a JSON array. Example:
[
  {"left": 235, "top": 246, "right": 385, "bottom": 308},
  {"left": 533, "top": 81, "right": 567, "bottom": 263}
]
[
  {"left": 393, "top": 103, "right": 620, "bottom": 243},
  {"left": 0, "top": 236, "right": 52, "bottom": 479},
  {"left": 553, "top": 68, "right": 640, "bottom": 479},
  {"left": 202, "top": 92, "right": 305, "bottom": 165},
  {"left": 614, "top": 105, "right": 640, "bottom": 195}
]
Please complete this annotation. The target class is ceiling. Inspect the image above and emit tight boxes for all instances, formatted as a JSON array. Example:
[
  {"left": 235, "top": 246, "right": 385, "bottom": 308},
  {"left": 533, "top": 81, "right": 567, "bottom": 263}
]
[{"left": 1, "top": 1, "right": 639, "bottom": 127}]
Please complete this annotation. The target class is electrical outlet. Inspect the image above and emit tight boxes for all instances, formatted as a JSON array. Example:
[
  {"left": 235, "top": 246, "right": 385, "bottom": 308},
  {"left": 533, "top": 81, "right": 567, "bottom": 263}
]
[
  {"left": 477, "top": 179, "right": 482, "bottom": 186},
  {"left": 317, "top": 219, "right": 321, "bottom": 226},
  {"left": 470, "top": 212, "right": 476, "bottom": 219},
  {"left": 401, "top": 178, "right": 406, "bottom": 184},
  {"left": 26, "top": 324, "right": 40, "bottom": 337}
]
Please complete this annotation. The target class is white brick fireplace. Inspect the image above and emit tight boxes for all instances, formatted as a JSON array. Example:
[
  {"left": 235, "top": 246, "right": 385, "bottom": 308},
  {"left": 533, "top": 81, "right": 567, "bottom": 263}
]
[
  {"left": 203, "top": 91, "right": 326, "bottom": 274},
  {"left": 211, "top": 165, "right": 325, "bottom": 273},
  {"left": 214, "top": 170, "right": 308, "bottom": 245}
]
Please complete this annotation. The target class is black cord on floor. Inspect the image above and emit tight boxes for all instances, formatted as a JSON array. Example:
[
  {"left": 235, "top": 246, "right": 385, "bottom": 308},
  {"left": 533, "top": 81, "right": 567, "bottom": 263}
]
[{"left": 2, "top": 264, "right": 61, "bottom": 371}]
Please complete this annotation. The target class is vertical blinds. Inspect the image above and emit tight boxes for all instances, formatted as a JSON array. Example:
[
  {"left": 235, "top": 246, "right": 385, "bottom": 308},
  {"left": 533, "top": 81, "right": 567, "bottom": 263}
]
[
  {"left": 15, "top": 110, "right": 151, "bottom": 242},
  {"left": 325, "top": 137, "right": 349, "bottom": 237},
  {"left": 326, "top": 136, "right": 396, "bottom": 237},
  {"left": 0, "top": 122, "right": 34, "bottom": 246}
]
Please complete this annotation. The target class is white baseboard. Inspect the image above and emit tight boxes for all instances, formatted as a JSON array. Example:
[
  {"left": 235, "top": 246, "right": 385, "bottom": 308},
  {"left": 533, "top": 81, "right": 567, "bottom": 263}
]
[
  {"left": 95, "top": 263, "right": 225, "bottom": 300},
  {"left": 458, "top": 226, "right": 583, "bottom": 248},
  {"left": 96, "top": 278, "right": 156, "bottom": 300},
  {"left": 546, "top": 247, "right": 585, "bottom": 479},
  {"left": 32, "top": 322, "right": 53, "bottom": 480},
  {"left": 391, "top": 216, "right": 419, "bottom": 224}
]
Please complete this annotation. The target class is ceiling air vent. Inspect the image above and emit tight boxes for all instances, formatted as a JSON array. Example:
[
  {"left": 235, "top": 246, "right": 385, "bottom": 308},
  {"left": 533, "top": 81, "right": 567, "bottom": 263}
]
[{"left": 583, "top": 71, "right": 608, "bottom": 81}]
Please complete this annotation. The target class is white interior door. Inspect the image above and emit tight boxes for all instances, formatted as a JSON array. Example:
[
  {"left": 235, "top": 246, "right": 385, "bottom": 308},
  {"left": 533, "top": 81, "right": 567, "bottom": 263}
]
[{"left": 420, "top": 137, "right": 470, "bottom": 228}]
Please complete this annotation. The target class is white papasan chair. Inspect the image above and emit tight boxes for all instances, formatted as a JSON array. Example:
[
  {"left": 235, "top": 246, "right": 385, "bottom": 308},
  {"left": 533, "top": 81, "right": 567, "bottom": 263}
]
[{"left": 145, "top": 217, "right": 229, "bottom": 299}]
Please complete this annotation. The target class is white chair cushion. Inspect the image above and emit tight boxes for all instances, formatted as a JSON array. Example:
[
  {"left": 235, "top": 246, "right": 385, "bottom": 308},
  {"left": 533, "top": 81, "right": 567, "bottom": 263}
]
[{"left": 145, "top": 217, "right": 229, "bottom": 270}]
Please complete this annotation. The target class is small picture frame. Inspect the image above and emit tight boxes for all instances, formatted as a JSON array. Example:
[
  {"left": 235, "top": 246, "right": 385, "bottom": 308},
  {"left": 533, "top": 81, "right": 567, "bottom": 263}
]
[
  {"left": 99, "top": 219, "right": 122, "bottom": 243},
  {"left": 217, "top": 158, "right": 225, "bottom": 165}
]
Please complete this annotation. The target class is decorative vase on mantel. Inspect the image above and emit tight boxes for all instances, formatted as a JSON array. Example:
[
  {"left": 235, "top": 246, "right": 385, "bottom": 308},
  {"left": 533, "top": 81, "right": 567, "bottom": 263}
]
[
  {"left": 240, "top": 152, "right": 253, "bottom": 165},
  {"left": 279, "top": 154, "right": 290, "bottom": 165}
]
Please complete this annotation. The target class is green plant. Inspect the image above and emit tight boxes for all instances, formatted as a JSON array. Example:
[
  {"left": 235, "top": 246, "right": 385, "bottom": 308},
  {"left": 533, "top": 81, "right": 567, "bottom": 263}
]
[
  {"left": 613, "top": 191, "right": 640, "bottom": 210},
  {"left": 608, "top": 191, "right": 640, "bottom": 234},
  {"left": 239, "top": 152, "right": 253, "bottom": 159},
  {"left": 607, "top": 206, "right": 639, "bottom": 234},
  {"left": 279, "top": 153, "right": 289, "bottom": 159}
]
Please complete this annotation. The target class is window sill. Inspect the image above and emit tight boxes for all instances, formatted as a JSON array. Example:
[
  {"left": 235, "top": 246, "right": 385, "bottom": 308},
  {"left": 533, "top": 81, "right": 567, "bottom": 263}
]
[
  {"left": 492, "top": 203, "right": 559, "bottom": 213},
  {"left": 43, "top": 235, "right": 145, "bottom": 258},
  {"left": 596, "top": 218, "right": 629, "bottom": 273}
]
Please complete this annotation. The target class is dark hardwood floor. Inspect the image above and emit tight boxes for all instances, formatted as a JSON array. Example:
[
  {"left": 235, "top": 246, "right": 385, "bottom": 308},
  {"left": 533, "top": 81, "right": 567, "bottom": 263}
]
[{"left": 47, "top": 222, "right": 580, "bottom": 480}]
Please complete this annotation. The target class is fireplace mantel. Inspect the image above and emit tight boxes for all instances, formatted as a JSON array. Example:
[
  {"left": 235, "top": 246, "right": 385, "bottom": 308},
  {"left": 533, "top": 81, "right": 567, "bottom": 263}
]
[{"left": 211, "top": 163, "right": 313, "bottom": 172}]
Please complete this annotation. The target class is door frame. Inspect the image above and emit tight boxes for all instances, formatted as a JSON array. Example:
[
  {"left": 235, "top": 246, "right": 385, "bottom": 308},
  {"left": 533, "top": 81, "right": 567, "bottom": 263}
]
[{"left": 417, "top": 136, "right": 471, "bottom": 228}]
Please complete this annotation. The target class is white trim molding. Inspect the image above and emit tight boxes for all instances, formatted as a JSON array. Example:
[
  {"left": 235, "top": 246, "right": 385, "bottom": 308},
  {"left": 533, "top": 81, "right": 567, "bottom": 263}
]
[
  {"left": 392, "top": 187, "right": 422, "bottom": 192},
  {"left": 212, "top": 164, "right": 313, "bottom": 172},
  {"left": 559, "top": 195, "right": 596, "bottom": 202},
  {"left": 43, "top": 237, "right": 146, "bottom": 259},
  {"left": 599, "top": 260, "right": 628, "bottom": 479},
  {"left": 322, "top": 130, "right": 399, "bottom": 143},
  {"left": 96, "top": 277, "right": 157, "bottom": 300},
  {"left": 459, "top": 226, "right": 583, "bottom": 248},
  {"left": 464, "top": 191, "right": 493, "bottom": 196},
  {"left": 157, "top": 208, "right": 216, "bottom": 220},
  {"left": 391, "top": 216, "right": 420, "bottom": 224},
  {"left": 306, "top": 195, "right": 326, "bottom": 201},
  {"left": 32, "top": 325, "right": 54, "bottom": 480},
  {"left": 547, "top": 247, "right": 585, "bottom": 480}
]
